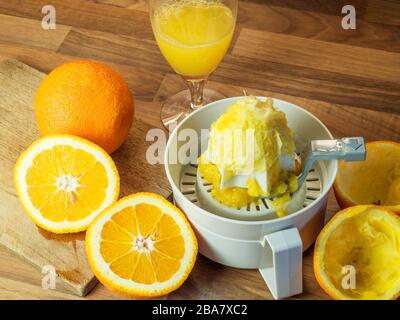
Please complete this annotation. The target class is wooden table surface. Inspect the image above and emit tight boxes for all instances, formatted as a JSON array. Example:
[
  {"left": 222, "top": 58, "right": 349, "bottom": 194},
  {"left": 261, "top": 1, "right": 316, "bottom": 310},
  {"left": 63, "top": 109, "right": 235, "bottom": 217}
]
[{"left": 0, "top": 0, "right": 399, "bottom": 300}]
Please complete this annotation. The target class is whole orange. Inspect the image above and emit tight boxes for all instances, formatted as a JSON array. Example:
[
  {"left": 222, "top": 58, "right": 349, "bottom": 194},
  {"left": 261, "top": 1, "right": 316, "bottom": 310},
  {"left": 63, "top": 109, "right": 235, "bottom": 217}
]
[{"left": 34, "top": 60, "right": 134, "bottom": 153}]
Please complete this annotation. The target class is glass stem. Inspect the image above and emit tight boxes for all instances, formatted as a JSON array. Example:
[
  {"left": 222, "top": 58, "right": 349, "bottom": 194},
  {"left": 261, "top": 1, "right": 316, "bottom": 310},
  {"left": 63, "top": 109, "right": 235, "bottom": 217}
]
[{"left": 185, "top": 78, "right": 207, "bottom": 111}]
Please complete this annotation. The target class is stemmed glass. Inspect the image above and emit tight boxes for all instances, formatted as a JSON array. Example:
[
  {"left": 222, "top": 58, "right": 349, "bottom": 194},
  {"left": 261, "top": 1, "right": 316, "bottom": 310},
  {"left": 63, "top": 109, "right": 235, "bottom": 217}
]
[{"left": 149, "top": 0, "right": 238, "bottom": 127}]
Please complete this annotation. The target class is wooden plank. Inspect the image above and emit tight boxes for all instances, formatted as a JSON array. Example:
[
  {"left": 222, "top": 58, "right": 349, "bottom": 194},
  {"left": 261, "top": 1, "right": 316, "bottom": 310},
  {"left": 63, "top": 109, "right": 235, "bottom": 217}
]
[
  {"left": 0, "top": 247, "right": 132, "bottom": 299},
  {"left": 240, "top": 0, "right": 368, "bottom": 17},
  {"left": 214, "top": 55, "right": 400, "bottom": 115},
  {"left": 55, "top": 27, "right": 400, "bottom": 114},
  {"left": 92, "top": 0, "right": 400, "bottom": 53},
  {"left": 364, "top": 0, "right": 400, "bottom": 26},
  {"left": 0, "top": 0, "right": 152, "bottom": 38},
  {"left": 0, "top": 14, "right": 71, "bottom": 51},
  {"left": 93, "top": 0, "right": 140, "bottom": 7},
  {"left": 155, "top": 74, "right": 400, "bottom": 143},
  {"left": 0, "top": 239, "right": 164, "bottom": 300},
  {"left": 95, "top": 0, "right": 368, "bottom": 17},
  {"left": 94, "top": 0, "right": 147, "bottom": 11},
  {"left": 1, "top": 0, "right": 398, "bottom": 53},
  {"left": 0, "top": 44, "right": 163, "bottom": 125},
  {"left": 126, "top": 0, "right": 147, "bottom": 12},
  {"left": 0, "top": 277, "right": 82, "bottom": 300},
  {"left": 169, "top": 241, "right": 326, "bottom": 299},
  {"left": 58, "top": 28, "right": 171, "bottom": 74},
  {"left": 233, "top": 28, "right": 400, "bottom": 83},
  {"left": 236, "top": 1, "right": 400, "bottom": 53},
  {"left": 0, "top": 42, "right": 164, "bottom": 102}
]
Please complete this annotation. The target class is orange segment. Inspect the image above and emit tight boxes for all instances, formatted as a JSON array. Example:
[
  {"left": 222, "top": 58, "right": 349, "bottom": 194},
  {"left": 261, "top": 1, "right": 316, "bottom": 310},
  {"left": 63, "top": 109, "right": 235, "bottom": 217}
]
[
  {"left": 152, "top": 214, "right": 181, "bottom": 240},
  {"left": 66, "top": 195, "right": 94, "bottom": 222},
  {"left": 110, "top": 251, "right": 140, "bottom": 279},
  {"left": 69, "top": 149, "right": 96, "bottom": 177},
  {"left": 39, "top": 190, "right": 94, "bottom": 222},
  {"left": 14, "top": 135, "right": 120, "bottom": 233},
  {"left": 101, "top": 220, "right": 134, "bottom": 243},
  {"left": 154, "top": 235, "right": 185, "bottom": 260},
  {"left": 86, "top": 192, "right": 198, "bottom": 298},
  {"left": 111, "top": 207, "right": 139, "bottom": 236},
  {"left": 39, "top": 191, "right": 69, "bottom": 222},
  {"left": 75, "top": 187, "right": 106, "bottom": 211},
  {"left": 78, "top": 162, "right": 109, "bottom": 189},
  {"left": 150, "top": 250, "right": 181, "bottom": 282},
  {"left": 135, "top": 203, "right": 163, "bottom": 237},
  {"left": 131, "top": 254, "right": 157, "bottom": 284},
  {"left": 334, "top": 141, "right": 400, "bottom": 214},
  {"left": 27, "top": 185, "right": 58, "bottom": 209},
  {"left": 314, "top": 205, "right": 400, "bottom": 300},
  {"left": 100, "top": 241, "right": 134, "bottom": 264},
  {"left": 52, "top": 145, "right": 77, "bottom": 174},
  {"left": 26, "top": 150, "right": 59, "bottom": 185}
]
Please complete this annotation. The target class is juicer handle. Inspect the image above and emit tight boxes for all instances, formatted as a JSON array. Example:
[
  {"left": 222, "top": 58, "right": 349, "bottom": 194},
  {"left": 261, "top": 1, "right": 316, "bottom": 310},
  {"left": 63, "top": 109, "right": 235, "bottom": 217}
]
[
  {"left": 259, "top": 228, "right": 303, "bottom": 299},
  {"left": 310, "top": 137, "right": 366, "bottom": 161},
  {"left": 298, "top": 137, "right": 366, "bottom": 188}
]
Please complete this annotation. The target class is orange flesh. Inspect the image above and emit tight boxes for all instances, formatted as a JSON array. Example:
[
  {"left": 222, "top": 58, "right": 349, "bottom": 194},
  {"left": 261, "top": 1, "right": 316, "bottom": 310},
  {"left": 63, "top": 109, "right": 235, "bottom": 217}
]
[
  {"left": 316, "top": 206, "right": 400, "bottom": 300},
  {"left": 26, "top": 145, "right": 109, "bottom": 222},
  {"left": 100, "top": 203, "right": 185, "bottom": 284},
  {"left": 334, "top": 142, "right": 400, "bottom": 211}
]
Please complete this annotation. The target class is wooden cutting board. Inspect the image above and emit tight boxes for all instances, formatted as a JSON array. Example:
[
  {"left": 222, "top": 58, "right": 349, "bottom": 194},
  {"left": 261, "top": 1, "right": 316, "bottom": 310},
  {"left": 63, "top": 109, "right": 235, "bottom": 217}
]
[{"left": 0, "top": 59, "right": 171, "bottom": 296}]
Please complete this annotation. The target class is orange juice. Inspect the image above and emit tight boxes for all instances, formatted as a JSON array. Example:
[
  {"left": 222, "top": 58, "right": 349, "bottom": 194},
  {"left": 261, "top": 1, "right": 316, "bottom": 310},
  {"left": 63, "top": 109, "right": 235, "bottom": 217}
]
[{"left": 152, "top": 0, "right": 235, "bottom": 77}]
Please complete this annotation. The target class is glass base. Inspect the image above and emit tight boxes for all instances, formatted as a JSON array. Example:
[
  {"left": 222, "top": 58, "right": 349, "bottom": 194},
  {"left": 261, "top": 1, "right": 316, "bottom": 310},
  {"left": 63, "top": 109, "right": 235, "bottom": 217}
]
[{"left": 160, "top": 88, "right": 225, "bottom": 129}]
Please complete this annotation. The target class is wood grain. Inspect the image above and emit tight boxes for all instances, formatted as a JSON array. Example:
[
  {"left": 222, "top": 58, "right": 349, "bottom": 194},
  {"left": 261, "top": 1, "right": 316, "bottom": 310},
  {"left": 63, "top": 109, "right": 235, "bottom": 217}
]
[
  {"left": 233, "top": 28, "right": 400, "bottom": 83},
  {"left": 236, "top": 1, "right": 400, "bottom": 53},
  {"left": 0, "top": 0, "right": 153, "bottom": 38},
  {"left": 0, "top": 14, "right": 70, "bottom": 51},
  {"left": 0, "top": 0, "right": 399, "bottom": 300},
  {"left": 88, "top": 0, "right": 400, "bottom": 53},
  {"left": 0, "top": 248, "right": 128, "bottom": 299},
  {"left": 58, "top": 27, "right": 171, "bottom": 74},
  {"left": 0, "top": 42, "right": 165, "bottom": 102},
  {"left": 55, "top": 26, "right": 400, "bottom": 114},
  {"left": 364, "top": 0, "right": 400, "bottom": 26},
  {"left": 156, "top": 74, "right": 400, "bottom": 143},
  {"left": 94, "top": 0, "right": 148, "bottom": 11},
  {"left": 238, "top": 0, "right": 369, "bottom": 17},
  {"left": 216, "top": 54, "right": 400, "bottom": 114}
]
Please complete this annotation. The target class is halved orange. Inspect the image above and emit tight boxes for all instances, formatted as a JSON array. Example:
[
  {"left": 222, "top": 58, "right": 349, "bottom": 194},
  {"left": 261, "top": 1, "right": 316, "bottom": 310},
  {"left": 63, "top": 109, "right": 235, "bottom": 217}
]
[
  {"left": 314, "top": 205, "right": 400, "bottom": 300},
  {"left": 85, "top": 192, "right": 198, "bottom": 298},
  {"left": 14, "top": 135, "right": 120, "bottom": 233},
  {"left": 334, "top": 141, "right": 400, "bottom": 214}
]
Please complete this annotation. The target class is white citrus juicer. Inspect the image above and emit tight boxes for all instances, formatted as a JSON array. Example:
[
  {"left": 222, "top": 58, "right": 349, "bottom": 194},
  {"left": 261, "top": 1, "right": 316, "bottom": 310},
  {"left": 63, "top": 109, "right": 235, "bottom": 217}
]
[{"left": 164, "top": 97, "right": 365, "bottom": 299}]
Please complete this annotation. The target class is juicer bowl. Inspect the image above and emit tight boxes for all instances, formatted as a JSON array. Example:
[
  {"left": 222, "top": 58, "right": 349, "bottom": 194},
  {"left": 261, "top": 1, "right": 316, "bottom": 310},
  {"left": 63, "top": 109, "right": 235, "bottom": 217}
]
[{"left": 164, "top": 96, "right": 338, "bottom": 299}]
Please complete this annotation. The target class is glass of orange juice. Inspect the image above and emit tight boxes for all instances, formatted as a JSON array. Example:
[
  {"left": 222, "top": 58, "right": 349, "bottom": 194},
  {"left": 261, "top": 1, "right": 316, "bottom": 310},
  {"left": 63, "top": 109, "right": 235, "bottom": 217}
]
[{"left": 150, "top": 0, "right": 237, "bottom": 127}]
